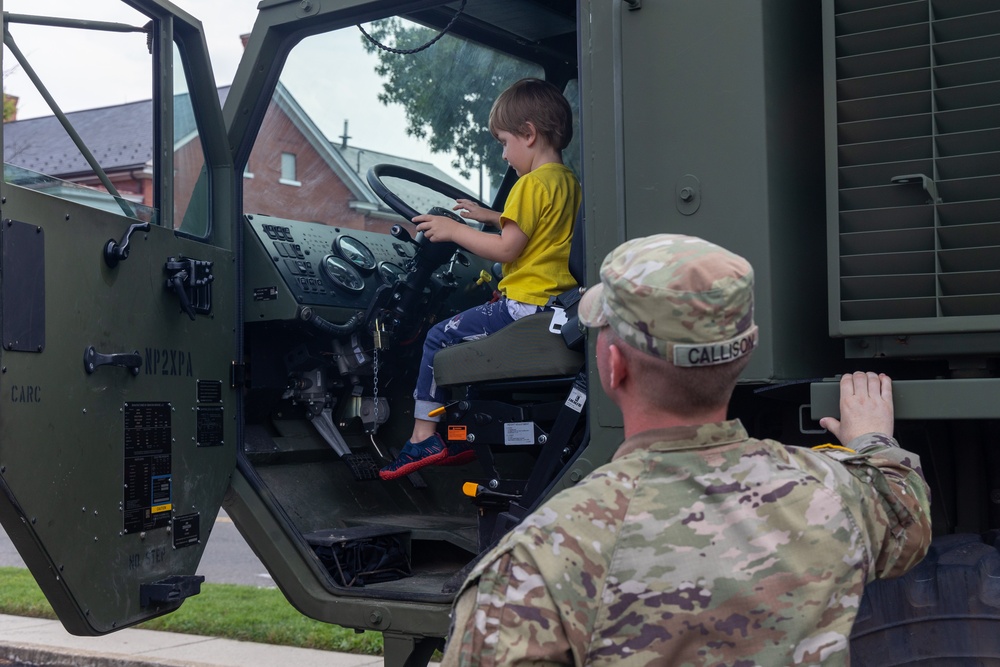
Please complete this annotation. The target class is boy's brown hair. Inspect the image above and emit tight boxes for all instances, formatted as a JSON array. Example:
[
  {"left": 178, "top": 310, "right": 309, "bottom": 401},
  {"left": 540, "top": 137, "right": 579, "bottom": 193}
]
[{"left": 488, "top": 78, "right": 573, "bottom": 151}]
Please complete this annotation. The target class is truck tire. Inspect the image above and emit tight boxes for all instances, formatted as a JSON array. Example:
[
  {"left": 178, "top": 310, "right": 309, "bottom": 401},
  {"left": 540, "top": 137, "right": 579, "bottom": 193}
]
[{"left": 850, "top": 532, "right": 1000, "bottom": 666}]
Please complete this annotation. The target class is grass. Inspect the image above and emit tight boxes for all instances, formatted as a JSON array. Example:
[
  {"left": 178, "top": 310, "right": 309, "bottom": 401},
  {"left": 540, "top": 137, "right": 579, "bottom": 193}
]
[{"left": 0, "top": 567, "right": 382, "bottom": 655}]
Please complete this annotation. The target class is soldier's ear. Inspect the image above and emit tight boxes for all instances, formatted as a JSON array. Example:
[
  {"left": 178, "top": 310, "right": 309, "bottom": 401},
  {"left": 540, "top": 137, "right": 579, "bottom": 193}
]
[{"left": 608, "top": 343, "right": 627, "bottom": 389}]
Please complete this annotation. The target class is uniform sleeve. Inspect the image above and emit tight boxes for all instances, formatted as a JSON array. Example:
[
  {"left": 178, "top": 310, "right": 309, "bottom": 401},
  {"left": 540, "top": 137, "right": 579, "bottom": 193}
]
[
  {"left": 838, "top": 433, "right": 932, "bottom": 580},
  {"left": 439, "top": 546, "right": 574, "bottom": 667}
]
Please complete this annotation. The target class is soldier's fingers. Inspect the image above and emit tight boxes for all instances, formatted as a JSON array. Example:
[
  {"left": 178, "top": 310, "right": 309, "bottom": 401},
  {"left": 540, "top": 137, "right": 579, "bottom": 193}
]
[
  {"left": 866, "top": 371, "right": 881, "bottom": 399},
  {"left": 880, "top": 373, "right": 893, "bottom": 403},
  {"left": 850, "top": 371, "right": 869, "bottom": 397},
  {"left": 841, "top": 373, "right": 854, "bottom": 396}
]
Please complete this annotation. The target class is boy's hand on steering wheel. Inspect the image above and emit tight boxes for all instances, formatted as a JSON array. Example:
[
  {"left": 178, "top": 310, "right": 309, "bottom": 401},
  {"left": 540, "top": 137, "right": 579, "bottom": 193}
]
[
  {"left": 413, "top": 214, "right": 458, "bottom": 243},
  {"left": 455, "top": 199, "right": 501, "bottom": 227}
]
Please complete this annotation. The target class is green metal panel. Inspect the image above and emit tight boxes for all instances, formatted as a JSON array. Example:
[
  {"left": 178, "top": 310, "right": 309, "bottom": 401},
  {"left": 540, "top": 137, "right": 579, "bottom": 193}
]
[
  {"left": 577, "top": 0, "right": 840, "bottom": 464},
  {"left": 583, "top": 0, "right": 837, "bottom": 386},
  {"left": 0, "top": 188, "right": 237, "bottom": 634},
  {"left": 811, "top": 377, "right": 1000, "bottom": 421},
  {"left": 0, "top": 0, "right": 238, "bottom": 635}
]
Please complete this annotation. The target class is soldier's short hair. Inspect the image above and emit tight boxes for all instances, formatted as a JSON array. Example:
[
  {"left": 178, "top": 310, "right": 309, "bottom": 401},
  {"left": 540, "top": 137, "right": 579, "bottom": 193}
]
[
  {"left": 489, "top": 78, "right": 573, "bottom": 151},
  {"left": 604, "top": 326, "right": 751, "bottom": 412}
]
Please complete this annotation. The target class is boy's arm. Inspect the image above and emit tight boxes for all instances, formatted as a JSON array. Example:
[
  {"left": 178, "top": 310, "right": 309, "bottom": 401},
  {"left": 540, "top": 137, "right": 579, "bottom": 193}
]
[{"left": 413, "top": 214, "right": 528, "bottom": 263}]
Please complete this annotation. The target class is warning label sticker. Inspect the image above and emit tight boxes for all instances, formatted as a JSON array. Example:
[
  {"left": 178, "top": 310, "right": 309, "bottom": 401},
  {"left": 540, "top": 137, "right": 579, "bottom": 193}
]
[
  {"left": 504, "top": 422, "right": 535, "bottom": 446},
  {"left": 565, "top": 388, "right": 587, "bottom": 413}
]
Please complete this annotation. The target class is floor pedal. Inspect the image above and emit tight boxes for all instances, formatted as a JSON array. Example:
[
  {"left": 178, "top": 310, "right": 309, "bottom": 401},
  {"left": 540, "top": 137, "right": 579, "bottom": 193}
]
[{"left": 342, "top": 452, "right": 380, "bottom": 481}]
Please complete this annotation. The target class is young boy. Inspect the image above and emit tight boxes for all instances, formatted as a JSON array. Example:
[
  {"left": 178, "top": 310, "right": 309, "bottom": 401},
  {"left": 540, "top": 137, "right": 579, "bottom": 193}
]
[{"left": 379, "top": 78, "right": 581, "bottom": 481}]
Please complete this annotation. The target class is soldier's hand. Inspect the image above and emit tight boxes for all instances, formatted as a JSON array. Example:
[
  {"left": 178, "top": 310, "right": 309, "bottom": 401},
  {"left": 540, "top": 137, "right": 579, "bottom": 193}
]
[{"left": 819, "top": 371, "right": 893, "bottom": 445}]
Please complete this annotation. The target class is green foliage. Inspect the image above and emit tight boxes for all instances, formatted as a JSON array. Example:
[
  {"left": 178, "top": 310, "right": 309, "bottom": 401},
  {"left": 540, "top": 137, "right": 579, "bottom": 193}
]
[
  {"left": 0, "top": 567, "right": 382, "bottom": 655},
  {"left": 361, "top": 19, "right": 534, "bottom": 185},
  {"left": 3, "top": 95, "right": 17, "bottom": 122},
  {"left": 0, "top": 567, "right": 58, "bottom": 619}
]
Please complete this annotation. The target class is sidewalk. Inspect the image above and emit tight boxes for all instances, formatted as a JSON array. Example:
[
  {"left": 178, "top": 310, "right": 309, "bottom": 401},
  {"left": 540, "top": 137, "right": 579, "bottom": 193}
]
[{"left": 0, "top": 614, "right": 385, "bottom": 667}]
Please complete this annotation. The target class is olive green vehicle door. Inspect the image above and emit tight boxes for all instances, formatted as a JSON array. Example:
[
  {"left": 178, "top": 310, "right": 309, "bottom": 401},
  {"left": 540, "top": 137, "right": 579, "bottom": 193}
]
[{"left": 0, "top": 1, "right": 237, "bottom": 634}]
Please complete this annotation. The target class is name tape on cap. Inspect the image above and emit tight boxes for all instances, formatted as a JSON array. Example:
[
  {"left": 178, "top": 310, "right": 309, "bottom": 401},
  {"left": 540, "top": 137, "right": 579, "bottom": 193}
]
[{"left": 672, "top": 328, "right": 758, "bottom": 368}]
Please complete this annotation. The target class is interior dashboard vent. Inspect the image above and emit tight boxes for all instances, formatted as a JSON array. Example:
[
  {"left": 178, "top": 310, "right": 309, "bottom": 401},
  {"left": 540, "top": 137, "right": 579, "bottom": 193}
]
[{"left": 825, "top": 0, "right": 1000, "bottom": 338}]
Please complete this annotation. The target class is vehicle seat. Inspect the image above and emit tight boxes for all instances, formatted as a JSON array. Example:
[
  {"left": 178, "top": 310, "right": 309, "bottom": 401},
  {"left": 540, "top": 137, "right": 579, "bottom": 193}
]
[
  {"left": 434, "top": 310, "right": 583, "bottom": 386},
  {"left": 434, "top": 205, "right": 588, "bottom": 387}
]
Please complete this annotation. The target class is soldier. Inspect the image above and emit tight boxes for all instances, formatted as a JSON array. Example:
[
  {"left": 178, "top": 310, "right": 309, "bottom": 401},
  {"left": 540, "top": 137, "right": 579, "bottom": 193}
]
[{"left": 440, "top": 234, "right": 932, "bottom": 666}]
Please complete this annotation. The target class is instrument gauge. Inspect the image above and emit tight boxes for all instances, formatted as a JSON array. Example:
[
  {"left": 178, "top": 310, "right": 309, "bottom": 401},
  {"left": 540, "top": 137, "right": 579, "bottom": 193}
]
[
  {"left": 378, "top": 261, "right": 407, "bottom": 285},
  {"left": 335, "top": 235, "right": 376, "bottom": 271},
  {"left": 321, "top": 255, "right": 365, "bottom": 292}
]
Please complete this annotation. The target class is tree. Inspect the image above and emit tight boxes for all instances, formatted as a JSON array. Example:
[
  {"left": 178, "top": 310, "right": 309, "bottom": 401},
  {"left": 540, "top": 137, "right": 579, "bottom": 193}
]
[
  {"left": 3, "top": 95, "right": 16, "bottom": 122},
  {"left": 360, "top": 19, "right": 538, "bottom": 194},
  {"left": 3, "top": 64, "right": 19, "bottom": 122}
]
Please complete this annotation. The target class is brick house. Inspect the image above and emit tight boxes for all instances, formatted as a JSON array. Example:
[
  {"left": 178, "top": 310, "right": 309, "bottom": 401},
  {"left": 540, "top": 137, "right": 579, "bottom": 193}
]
[{"left": 3, "top": 83, "right": 468, "bottom": 234}]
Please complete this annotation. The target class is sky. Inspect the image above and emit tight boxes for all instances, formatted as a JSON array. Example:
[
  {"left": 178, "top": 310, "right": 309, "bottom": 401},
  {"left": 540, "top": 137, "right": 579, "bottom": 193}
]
[
  {"left": 3, "top": 0, "right": 257, "bottom": 117},
  {"left": 2, "top": 0, "right": 480, "bottom": 192}
]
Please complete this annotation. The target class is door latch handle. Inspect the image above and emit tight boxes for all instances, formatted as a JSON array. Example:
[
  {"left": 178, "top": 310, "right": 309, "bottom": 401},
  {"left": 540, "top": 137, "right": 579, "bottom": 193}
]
[
  {"left": 104, "top": 221, "right": 151, "bottom": 268},
  {"left": 84, "top": 346, "right": 141, "bottom": 376},
  {"left": 164, "top": 257, "right": 214, "bottom": 320}
]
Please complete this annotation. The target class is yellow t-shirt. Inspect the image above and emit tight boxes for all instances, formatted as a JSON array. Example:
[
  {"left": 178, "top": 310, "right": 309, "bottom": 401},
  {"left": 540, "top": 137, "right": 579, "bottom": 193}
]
[{"left": 497, "top": 163, "right": 581, "bottom": 306}]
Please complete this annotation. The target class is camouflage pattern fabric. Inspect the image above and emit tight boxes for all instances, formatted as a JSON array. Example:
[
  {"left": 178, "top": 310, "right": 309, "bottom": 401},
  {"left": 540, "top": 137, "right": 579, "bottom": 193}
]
[
  {"left": 578, "top": 235, "right": 758, "bottom": 368},
  {"left": 440, "top": 420, "right": 931, "bottom": 667}
]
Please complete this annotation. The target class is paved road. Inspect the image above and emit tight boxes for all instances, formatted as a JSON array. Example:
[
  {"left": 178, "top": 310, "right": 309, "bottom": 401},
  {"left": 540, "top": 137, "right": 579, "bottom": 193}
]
[{"left": 0, "top": 510, "right": 275, "bottom": 589}]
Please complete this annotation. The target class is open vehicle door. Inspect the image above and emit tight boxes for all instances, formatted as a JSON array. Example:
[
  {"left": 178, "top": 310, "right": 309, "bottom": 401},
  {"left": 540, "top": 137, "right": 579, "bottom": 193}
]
[{"left": 0, "top": 0, "right": 237, "bottom": 634}]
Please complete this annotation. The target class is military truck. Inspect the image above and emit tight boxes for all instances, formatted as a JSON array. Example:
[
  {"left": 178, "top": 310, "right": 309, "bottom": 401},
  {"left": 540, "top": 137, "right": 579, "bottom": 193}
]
[{"left": 1, "top": 0, "right": 998, "bottom": 664}]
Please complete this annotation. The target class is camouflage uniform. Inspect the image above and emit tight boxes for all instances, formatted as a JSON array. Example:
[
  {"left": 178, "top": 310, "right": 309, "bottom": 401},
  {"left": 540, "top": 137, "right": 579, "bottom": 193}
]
[
  {"left": 441, "top": 421, "right": 931, "bottom": 666},
  {"left": 441, "top": 234, "right": 931, "bottom": 666}
]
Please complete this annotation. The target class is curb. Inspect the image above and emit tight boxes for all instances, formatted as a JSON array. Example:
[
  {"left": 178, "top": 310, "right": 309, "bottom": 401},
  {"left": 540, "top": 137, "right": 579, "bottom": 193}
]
[{"left": 0, "top": 641, "right": 216, "bottom": 667}]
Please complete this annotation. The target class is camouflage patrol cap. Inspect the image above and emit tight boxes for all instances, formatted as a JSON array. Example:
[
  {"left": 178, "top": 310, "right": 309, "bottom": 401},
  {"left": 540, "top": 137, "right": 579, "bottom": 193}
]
[{"left": 579, "top": 234, "right": 758, "bottom": 367}]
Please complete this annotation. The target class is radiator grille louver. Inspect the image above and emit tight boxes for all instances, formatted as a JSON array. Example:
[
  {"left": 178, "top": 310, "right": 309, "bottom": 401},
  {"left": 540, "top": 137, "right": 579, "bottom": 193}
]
[{"left": 829, "top": 0, "right": 1000, "bottom": 335}]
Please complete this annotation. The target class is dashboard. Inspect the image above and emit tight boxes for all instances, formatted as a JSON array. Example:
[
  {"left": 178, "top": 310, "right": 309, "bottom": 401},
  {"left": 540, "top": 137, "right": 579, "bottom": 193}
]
[{"left": 245, "top": 214, "right": 416, "bottom": 312}]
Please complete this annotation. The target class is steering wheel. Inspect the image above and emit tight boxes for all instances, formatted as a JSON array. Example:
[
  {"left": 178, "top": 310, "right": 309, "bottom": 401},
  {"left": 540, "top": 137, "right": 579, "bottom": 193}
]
[
  {"left": 365, "top": 164, "right": 494, "bottom": 340},
  {"left": 366, "top": 164, "right": 492, "bottom": 231}
]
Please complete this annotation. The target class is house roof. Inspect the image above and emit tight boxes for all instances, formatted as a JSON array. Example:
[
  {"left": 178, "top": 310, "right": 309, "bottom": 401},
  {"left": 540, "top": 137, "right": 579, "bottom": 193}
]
[
  {"left": 267, "top": 83, "right": 474, "bottom": 218},
  {"left": 3, "top": 99, "right": 155, "bottom": 177},
  {"left": 3, "top": 84, "right": 472, "bottom": 219},
  {"left": 3, "top": 87, "right": 232, "bottom": 177},
  {"left": 338, "top": 143, "right": 479, "bottom": 216}
]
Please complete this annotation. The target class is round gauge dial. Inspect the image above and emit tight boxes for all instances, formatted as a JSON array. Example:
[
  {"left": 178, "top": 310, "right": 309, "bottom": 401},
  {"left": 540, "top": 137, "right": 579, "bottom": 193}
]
[
  {"left": 321, "top": 255, "right": 365, "bottom": 292},
  {"left": 335, "top": 235, "right": 376, "bottom": 271},
  {"left": 378, "top": 261, "right": 407, "bottom": 285}
]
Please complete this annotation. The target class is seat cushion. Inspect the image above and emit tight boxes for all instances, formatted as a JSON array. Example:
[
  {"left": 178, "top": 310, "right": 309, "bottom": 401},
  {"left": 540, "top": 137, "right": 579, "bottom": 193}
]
[{"left": 434, "top": 311, "right": 584, "bottom": 387}]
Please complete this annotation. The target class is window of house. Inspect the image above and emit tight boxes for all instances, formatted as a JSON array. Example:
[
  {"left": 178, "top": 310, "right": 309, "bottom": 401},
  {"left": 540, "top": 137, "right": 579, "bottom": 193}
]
[{"left": 279, "top": 152, "right": 300, "bottom": 186}]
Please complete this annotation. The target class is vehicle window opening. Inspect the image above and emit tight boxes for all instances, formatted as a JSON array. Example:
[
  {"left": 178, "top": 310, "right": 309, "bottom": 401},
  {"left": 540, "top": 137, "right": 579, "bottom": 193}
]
[
  {"left": 2, "top": 9, "right": 157, "bottom": 222},
  {"left": 3, "top": 4, "right": 215, "bottom": 238}
]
